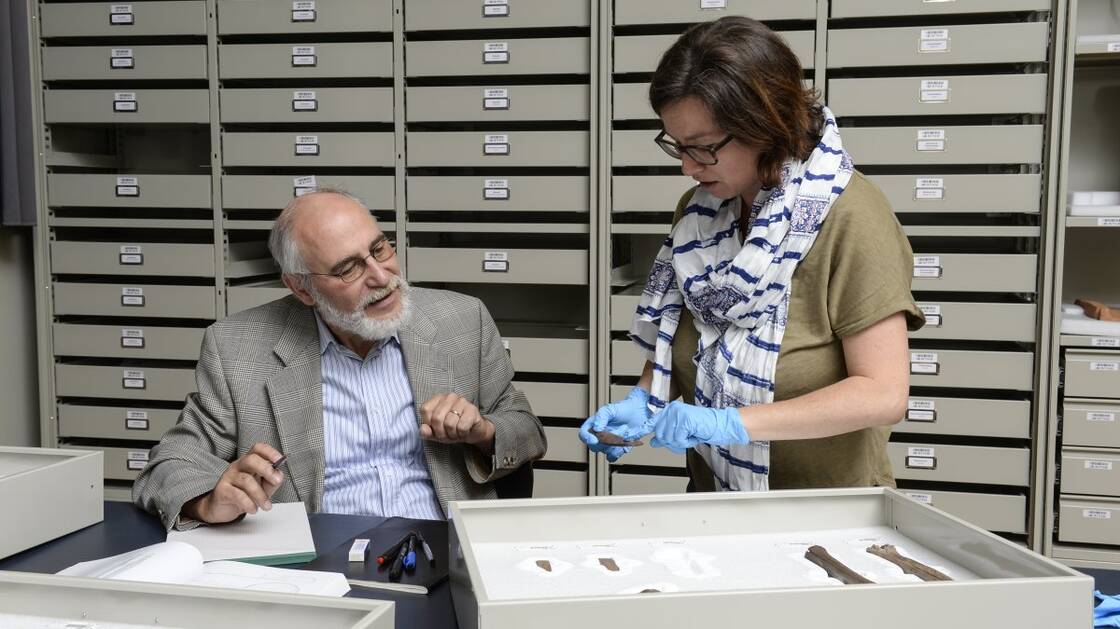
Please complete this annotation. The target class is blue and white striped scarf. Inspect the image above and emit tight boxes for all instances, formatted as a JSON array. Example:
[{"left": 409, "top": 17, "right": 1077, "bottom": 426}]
[{"left": 630, "top": 108, "right": 853, "bottom": 491}]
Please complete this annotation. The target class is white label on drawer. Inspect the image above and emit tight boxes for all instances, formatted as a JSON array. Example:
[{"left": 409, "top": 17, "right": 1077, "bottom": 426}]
[
  {"left": 907, "top": 409, "right": 936, "bottom": 421},
  {"left": 292, "top": 90, "right": 317, "bottom": 111},
  {"left": 911, "top": 352, "right": 938, "bottom": 363},
  {"left": 916, "top": 177, "right": 944, "bottom": 189},
  {"left": 484, "top": 179, "right": 510, "bottom": 199},
  {"left": 110, "top": 4, "right": 133, "bottom": 13},
  {"left": 126, "top": 410, "right": 148, "bottom": 420},
  {"left": 1090, "top": 361, "right": 1120, "bottom": 371},
  {"left": 483, "top": 88, "right": 510, "bottom": 110},
  {"left": 924, "top": 314, "right": 942, "bottom": 326},
  {"left": 292, "top": 0, "right": 315, "bottom": 21},
  {"left": 1084, "top": 509, "right": 1112, "bottom": 519},
  {"left": 502, "top": 339, "right": 510, "bottom": 350},
  {"left": 123, "top": 369, "right": 146, "bottom": 389},
  {"left": 917, "top": 304, "right": 941, "bottom": 316},
  {"left": 484, "top": 134, "right": 510, "bottom": 155},
  {"left": 917, "top": 129, "right": 946, "bottom": 141},
  {"left": 1092, "top": 337, "right": 1120, "bottom": 348},
  {"left": 292, "top": 46, "right": 316, "bottom": 66},
  {"left": 1108, "top": 42, "right": 1120, "bottom": 53},
  {"left": 121, "top": 328, "right": 145, "bottom": 348},
  {"left": 113, "top": 92, "right": 138, "bottom": 112},
  {"left": 485, "top": 134, "right": 509, "bottom": 143},
  {"left": 920, "top": 90, "right": 949, "bottom": 103},
  {"left": 110, "top": 48, "right": 134, "bottom": 68},
  {"left": 910, "top": 362, "right": 938, "bottom": 374},
  {"left": 914, "top": 255, "right": 940, "bottom": 267},
  {"left": 921, "top": 80, "right": 948, "bottom": 90},
  {"left": 484, "top": 178, "right": 509, "bottom": 189},
  {"left": 110, "top": 4, "right": 134, "bottom": 23},
  {"left": 1098, "top": 217, "right": 1120, "bottom": 227},
  {"left": 121, "top": 286, "right": 145, "bottom": 306},
  {"left": 908, "top": 447, "right": 935, "bottom": 457},
  {"left": 293, "top": 175, "right": 317, "bottom": 196},
  {"left": 126, "top": 410, "right": 149, "bottom": 430},
  {"left": 1087, "top": 412, "right": 1117, "bottom": 422},
  {"left": 484, "top": 251, "right": 509, "bottom": 262},
  {"left": 483, "top": 0, "right": 509, "bottom": 16},
  {"left": 127, "top": 460, "right": 147, "bottom": 470},
  {"left": 1085, "top": 460, "right": 1114, "bottom": 471},
  {"left": 908, "top": 398, "right": 936, "bottom": 411},
  {"left": 905, "top": 492, "right": 933, "bottom": 505},
  {"left": 920, "top": 39, "right": 949, "bottom": 53},
  {"left": 484, "top": 42, "right": 510, "bottom": 63},
  {"left": 700, "top": 0, "right": 727, "bottom": 7},
  {"left": 913, "top": 266, "right": 942, "bottom": 278},
  {"left": 115, "top": 175, "right": 139, "bottom": 197},
  {"left": 295, "top": 135, "right": 319, "bottom": 155},
  {"left": 906, "top": 456, "right": 936, "bottom": 469},
  {"left": 484, "top": 251, "right": 509, "bottom": 273},
  {"left": 920, "top": 29, "right": 950, "bottom": 41},
  {"left": 915, "top": 187, "right": 944, "bottom": 200},
  {"left": 119, "top": 245, "right": 143, "bottom": 265},
  {"left": 917, "top": 139, "right": 945, "bottom": 152},
  {"left": 484, "top": 88, "right": 509, "bottom": 99},
  {"left": 127, "top": 450, "right": 149, "bottom": 461}
]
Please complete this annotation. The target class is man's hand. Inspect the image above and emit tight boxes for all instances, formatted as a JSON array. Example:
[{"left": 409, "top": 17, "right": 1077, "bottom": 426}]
[
  {"left": 182, "top": 443, "right": 285, "bottom": 524},
  {"left": 419, "top": 393, "right": 495, "bottom": 453}
]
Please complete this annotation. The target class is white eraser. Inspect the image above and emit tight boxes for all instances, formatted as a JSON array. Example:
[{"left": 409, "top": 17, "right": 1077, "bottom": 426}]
[{"left": 349, "top": 538, "right": 370, "bottom": 562}]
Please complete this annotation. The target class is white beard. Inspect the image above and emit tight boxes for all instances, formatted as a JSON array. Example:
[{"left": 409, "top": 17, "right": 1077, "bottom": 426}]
[{"left": 311, "top": 274, "right": 412, "bottom": 341}]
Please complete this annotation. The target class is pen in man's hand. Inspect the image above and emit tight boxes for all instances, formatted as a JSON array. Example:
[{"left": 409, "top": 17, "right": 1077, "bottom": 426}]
[{"left": 271, "top": 454, "right": 287, "bottom": 469}]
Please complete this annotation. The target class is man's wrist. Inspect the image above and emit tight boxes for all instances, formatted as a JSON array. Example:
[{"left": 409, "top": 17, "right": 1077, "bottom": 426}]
[{"left": 469, "top": 418, "right": 497, "bottom": 452}]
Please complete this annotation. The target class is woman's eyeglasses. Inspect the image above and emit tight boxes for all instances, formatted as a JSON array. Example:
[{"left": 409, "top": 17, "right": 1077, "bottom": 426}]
[{"left": 654, "top": 130, "right": 734, "bottom": 166}]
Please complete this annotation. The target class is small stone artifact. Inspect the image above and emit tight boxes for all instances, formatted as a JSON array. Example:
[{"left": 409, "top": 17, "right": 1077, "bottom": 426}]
[
  {"left": 598, "top": 557, "right": 620, "bottom": 572},
  {"left": 535, "top": 559, "right": 552, "bottom": 573}
]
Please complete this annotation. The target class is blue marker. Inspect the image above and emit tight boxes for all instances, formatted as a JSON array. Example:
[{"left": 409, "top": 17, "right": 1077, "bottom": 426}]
[{"left": 403, "top": 534, "right": 417, "bottom": 571}]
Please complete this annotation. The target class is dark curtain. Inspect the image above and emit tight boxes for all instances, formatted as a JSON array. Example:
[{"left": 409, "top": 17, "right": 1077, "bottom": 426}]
[{"left": 0, "top": 0, "right": 36, "bottom": 226}]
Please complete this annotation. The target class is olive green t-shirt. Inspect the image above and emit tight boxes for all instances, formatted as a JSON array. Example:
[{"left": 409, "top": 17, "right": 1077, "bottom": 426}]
[{"left": 667, "top": 171, "right": 925, "bottom": 490}]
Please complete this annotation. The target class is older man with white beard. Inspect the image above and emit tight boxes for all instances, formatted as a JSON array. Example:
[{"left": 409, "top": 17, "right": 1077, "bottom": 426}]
[{"left": 134, "top": 188, "right": 546, "bottom": 530}]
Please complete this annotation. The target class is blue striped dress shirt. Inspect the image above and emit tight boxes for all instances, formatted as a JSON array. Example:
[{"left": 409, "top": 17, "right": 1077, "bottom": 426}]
[{"left": 315, "top": 313, "right": 444, "bottom": 520}]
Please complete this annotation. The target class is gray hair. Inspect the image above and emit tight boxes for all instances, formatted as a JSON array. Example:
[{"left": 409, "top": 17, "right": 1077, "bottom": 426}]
[{"left": 268, "top": 186, "right": 370, "bottom": 285}]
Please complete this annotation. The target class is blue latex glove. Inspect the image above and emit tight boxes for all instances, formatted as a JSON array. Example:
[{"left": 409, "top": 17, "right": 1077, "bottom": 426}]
[
  {"left": 1097, "top": 590, "right": 1120, "bottom": 628},
  {"left": 647, "top": 400, "right": 750, "bottom": 454},
  {"left": 579, "top": 387, "right": 653, "bottom": 462}
]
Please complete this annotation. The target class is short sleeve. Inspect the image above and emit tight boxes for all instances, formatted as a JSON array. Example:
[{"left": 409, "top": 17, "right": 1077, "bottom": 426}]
[{"left": 825, "top": 175, "right": 925, "bottom": 338}]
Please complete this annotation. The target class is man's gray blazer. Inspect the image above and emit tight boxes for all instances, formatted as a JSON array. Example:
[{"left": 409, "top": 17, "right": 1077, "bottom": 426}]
[{"left": 133, "top": 287, "right": 547, "bottom": 530}]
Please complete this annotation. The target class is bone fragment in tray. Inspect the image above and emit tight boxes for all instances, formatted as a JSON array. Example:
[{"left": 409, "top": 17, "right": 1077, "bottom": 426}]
[
  {"left": 803, "top": 545, "right": 874, "bottom": 585},
  {"left": 535, "top": 559, "right": 552, "bottom": 573},
  {"left": 591, "top": 430, "right": 644, "bottom": 446},
  {"left": 865, "top": 544, "right": 952, "bottom": 582},
  {"left": 598, "top": 557, "right": 620, "bottom": 572}
]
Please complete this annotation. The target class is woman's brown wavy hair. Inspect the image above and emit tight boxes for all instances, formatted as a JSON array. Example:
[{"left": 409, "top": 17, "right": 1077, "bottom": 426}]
[{"left": 649, "top": 16, "right": 823, "bottom": 189}]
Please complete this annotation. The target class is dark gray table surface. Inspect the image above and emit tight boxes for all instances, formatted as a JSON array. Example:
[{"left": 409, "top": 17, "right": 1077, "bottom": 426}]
[{"left": 0, "top": 501, "right": 458, "bottom": 629}]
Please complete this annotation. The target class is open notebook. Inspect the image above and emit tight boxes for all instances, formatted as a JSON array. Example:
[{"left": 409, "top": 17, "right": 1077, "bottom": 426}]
[
  {"left": 58, "top": 541, "right": 349, "bottom": 597},
  {"left": 167, "top": 501, "right": 317, "bottom": 565}
]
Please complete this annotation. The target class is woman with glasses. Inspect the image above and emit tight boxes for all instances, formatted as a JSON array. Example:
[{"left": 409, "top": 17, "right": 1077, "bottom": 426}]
[{"left": 580, "top": 16, "right": 924, "bottom": 492}]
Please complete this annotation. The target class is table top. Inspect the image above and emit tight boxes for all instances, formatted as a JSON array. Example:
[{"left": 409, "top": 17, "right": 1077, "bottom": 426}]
[{"left": 0, "top": 501, "right": 458, "bottom": 629}]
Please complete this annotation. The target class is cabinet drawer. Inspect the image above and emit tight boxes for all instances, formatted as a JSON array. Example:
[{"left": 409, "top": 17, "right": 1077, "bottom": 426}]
[
  {"left": 614, "top": 30, "right": 814, "bottom": 74},
  {"left": 1065, "top": 351, "right": 1120, "bottom": 399},
  {"left": 543, "top": 426, "right": 586, "bottom": 465},
  {"left": 910, "top": 254, "right": 1037, "bottom": 293},
  {"left": 613, "top": 82, "right": 655, "bottom": 121},
  {"left": 611, "top": 472, "right": 688, "bottom": 496},
  {"left": 889, "top": 442, "right": 1029, "bottom": 486},
  {"left": 907, "top": 349, "right": 1034, "bottom": 391},
  {"left": 514, "top": 381, "right": 589, "bottom": 419},
  {"left": 40, "top": 1, "right": 207, "bottom": 38},
  {"left": 51, "top": 242, "right": 216, "bottom": 277},
  {"left": 407, "top": 176, "right": 589, "bottom": 213},
  {"left": 42, "top": 45, "right": 207, "bottom": 81},
  {"left": 406, "top": 0, "right": 590, "bottom": 30},
  {"left": 406, "top": 37, "right": 589, "bottom": 77},
  {"left": 909, "top": 301, "right": 1035, "bottom": 343},
  {"left": 612, "top": 175, "right": 694, "bottom": 212},
  {"left": 1063, "top": 400, "right": 1120, "bottom": 449},
  {"left": 844, "top": 125, "right": 1043, "bottom": 166},
  {"left": 219, "top": 42, "right": 392, "bottom": 79},
  {"left": 58, "top": 404, "right": 179, "bottom": 441},
  {"left": 48, "top": 174, "right": 211, "bottom": 209},
  {"left": 406, "top": 85, "right": 589, "bottom": 122},
  {"left": 1058, "top": 498, "right": 1120, "bottom": 546},
  {"left": 615, "top": 0, "right": 815, "bottom": 24},
  {"left": 220, "top": 88, "right": 393, "bottom": 123},
  {"left": 612, "top": 129, "right": 677, "bottom": 167},
  {"left": 502, "top": 331, "right": 588, "bottom": 375},
  {"left": 533, "top": 469, "right": 587, "bottom": 498},
  {"left": 898, "top": 489, "right": 1025, "bottom": 534},
  {"left": 54, "top": 282, "right": 216, "bottom": 319},
  {"left": 44, "top": 90, "right": 209, "bottom": 124},
  {"left": 611, "top": 293, "right": 641, "bottom": 331},
  {"left": 222, "top": 175, "right": 393, "bottom": 210},
  {"left": 222, "top": 132, "right": 394, "bottom": 167},
  {"left": 55, "top": 364, "right": 196, "bottom": 402},
  {"left": 897, "top": 395, "right": 1030, "bottom": 439},
  {"left": 70, "top": 446, "right": 152, "bottom": 481},
  {"left": 829, "top": 74, "right": 1048, "bottom": 117},
  {"left": 828, "top": 23, "right": 1048, "bottom": 68},
  {"left": 227, "top": 280, "right": 290, "bottom": 315},
  {"left": 218, "top": 0, "right": 391, "bottom": 34},
  {"left": 866, "top": 174, "right": 1041, "bottom": 214},
  {"left": 611, "top": 339, "right": 645, "bottom": 377},
  {"left": 407, "top": 247, "right": 588, "bottom": 285},
  {"left": 407, "top": 131, "right": 588, "bottom": 168},
  {"left": 1061, "top": 449, "right": 1120, "bottom": 498},
  {"left": 53, "top": 324, "right": 204, "bottom": 361},
  {"left": 832, "top": 0, "right": 1050, "bottom": 18}
]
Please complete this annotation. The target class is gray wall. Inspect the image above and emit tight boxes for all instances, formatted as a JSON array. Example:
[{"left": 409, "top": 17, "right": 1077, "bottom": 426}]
[{"left": 0, "top": 225, "right": 38, "bottom": 445}]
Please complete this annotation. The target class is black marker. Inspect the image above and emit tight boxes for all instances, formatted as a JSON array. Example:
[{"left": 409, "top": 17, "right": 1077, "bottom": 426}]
[{"left": 416, "top": 531, "right": 435, "bottom": 565}]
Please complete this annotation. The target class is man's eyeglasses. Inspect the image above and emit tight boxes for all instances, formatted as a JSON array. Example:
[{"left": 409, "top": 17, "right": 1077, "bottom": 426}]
[
  {"left": 654, "top": 130, "right": 734, "bottom": 166},
  {"left": 305, "top": 235, "right": 396, "bottom": 283}
]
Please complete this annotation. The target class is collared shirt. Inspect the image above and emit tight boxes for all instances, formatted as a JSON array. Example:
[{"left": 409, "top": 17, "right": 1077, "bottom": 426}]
[{"left": 315, "top": 312, "right": 444, "bottom": 520}]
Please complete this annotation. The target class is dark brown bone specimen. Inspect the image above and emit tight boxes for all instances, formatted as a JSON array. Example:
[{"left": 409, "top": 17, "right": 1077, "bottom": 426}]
[
  {"left": 591, "top": 430, "right": 644, "bottom": 446},
  {"left": 865, "top": 544, "right": 952, "bottom": 582},
  {"left": 598, "top": 557, "right": 620, "bottom": 572},
  {"left": 804, "top": 545, "right": 873, "bottom": 585},
  {"left": 535, "top": 560, "right": 552, "bottom": 572}
]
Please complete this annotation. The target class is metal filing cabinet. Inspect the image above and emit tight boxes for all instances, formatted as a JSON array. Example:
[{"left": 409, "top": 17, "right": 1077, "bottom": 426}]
[{"left": 828, "top": 1, "right": 1053, "bottom": 542}]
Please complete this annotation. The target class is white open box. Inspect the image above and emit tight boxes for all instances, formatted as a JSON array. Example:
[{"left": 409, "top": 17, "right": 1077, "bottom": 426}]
[
  {"left": 0, "top": 571, "right": 394, "bottom": 628},
  {"left": 449, "top": 488, "right": 1091, "bottom": 629},
  {"left": 0, "top": 446, "right": 103, "bottom": 559}
]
